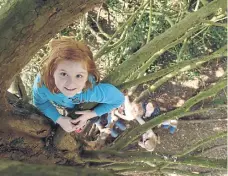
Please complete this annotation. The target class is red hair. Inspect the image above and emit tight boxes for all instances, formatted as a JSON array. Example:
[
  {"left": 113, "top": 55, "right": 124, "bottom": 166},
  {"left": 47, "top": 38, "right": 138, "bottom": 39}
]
[{"left": 39, "top": 38, "right": 100, "bottom": 93}]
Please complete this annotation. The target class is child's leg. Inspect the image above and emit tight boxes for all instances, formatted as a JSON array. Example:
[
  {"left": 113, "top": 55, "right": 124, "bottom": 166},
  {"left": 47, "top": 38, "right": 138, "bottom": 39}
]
[{"left": 115, "top": 120, "right": 126, "bottom": 131}]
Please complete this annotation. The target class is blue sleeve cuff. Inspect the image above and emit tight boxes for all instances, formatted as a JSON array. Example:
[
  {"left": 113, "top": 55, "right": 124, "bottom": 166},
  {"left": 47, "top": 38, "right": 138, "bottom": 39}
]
[
  {"left": 34, "top": 101, "right": 62, "bottom": 123},
  {"left": 33, "top": 74, "right": 62, "bottom": 123},
  {"left": 93, "top": 102, "right": 123, "bottom": 116}
]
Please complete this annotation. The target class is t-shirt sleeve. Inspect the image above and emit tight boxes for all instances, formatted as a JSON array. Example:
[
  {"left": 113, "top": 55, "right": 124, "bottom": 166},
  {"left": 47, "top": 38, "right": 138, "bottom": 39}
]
[
  {"left": 32, "top": 75, "right": 61, "bottom": 123},
  {"left": 89, "top": 83, "right": 124, "bottom": 116}
]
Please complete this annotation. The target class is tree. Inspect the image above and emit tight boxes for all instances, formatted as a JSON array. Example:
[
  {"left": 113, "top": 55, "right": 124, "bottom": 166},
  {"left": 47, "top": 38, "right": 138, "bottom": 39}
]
[
  {"left": 0, "top": 0, "right": 226, "bottom": 175},
  {"left": 0, "top": 0, "right": 102, "bottom": 137}
]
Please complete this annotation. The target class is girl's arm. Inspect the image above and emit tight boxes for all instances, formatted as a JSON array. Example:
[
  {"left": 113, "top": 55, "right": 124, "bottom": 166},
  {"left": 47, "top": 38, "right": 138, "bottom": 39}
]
[
  {"left": 70, "top": 83, "right": 124, "bottom": 131},
  {"left": 32, "top": 76, "right": 61, "bottom": 123},
  {"left": 89, "top": 83, "right": 125, "bottom": 116}
]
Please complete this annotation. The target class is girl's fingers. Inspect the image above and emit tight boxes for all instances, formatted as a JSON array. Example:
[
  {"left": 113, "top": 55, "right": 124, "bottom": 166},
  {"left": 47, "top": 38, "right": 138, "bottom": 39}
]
[
  {"left": 72, "top": 120, "right": 86, "bottom": 130},
  {"left": 73, "top": 124, "right": 86, "bottom": 133},
  {"left": 111, "top": 110, "right": 115, "bottom": 116},
  {"left": 111, "top": 112, "right": 118, "bottom": 121},
  {"left": 115, "top": 111, "right": 128, "bottom": 120},
  {"left": 75, "top": 111, "right": 87, "bottom": 114},
  {"left": 71, "top": 119, "right": 80, "bottom": 124}
]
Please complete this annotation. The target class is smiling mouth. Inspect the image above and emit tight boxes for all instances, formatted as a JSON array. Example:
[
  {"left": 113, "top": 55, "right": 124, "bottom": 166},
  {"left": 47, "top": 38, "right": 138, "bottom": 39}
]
[{"left": 64, "top": 87, "right": 77, "bottom": 91}]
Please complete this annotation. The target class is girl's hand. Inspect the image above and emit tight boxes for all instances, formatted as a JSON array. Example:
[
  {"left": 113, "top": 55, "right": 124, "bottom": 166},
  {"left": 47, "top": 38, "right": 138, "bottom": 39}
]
[
  {"left": 71, "top": 110, "right": 97, "bottom": 131},
  {"left": 110, "top": 110, "right": 119, "bottom": 122},
  {"left": 100, "top": 128, "right": 111, "bottom": 134},
  {"left": 56, "top": 116, "right": 78, "bottom": 133}
]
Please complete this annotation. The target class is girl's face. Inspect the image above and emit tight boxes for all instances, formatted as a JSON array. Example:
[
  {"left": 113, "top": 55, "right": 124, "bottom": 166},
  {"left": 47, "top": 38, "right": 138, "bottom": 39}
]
[{"left": 53, "top": 60, "right": 88, "bottom": 97}]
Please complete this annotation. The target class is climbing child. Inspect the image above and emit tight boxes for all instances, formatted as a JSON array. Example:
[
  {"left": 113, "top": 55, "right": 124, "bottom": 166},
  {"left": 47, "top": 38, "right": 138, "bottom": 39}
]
[{"left": 33, "top": 37, "right": 124, "bottom": 133}]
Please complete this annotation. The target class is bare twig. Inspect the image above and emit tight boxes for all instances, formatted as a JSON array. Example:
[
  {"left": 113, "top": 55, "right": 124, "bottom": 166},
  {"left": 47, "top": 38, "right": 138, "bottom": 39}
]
[
  {"left": 94, "top": 1, "right": 149, "bottom": 60},
  {"left": 201, "top": 20, "right": 227, "bottom": 28},
  {"left": 146, "top": 0, "right": 153, "bottom": 43}
]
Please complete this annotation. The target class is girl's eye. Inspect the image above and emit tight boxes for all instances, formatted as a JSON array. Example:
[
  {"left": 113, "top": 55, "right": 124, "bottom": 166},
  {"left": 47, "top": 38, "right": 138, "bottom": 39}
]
[
  {"left": 60, "top": 72, "right": 67, "bottom": 77},
  {"left": 76, "top": 74, "right": 83, "bottom": 78}
]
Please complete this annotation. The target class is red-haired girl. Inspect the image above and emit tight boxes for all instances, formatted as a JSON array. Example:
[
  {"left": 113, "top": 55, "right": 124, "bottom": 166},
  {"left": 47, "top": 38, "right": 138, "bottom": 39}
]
[{"left": 33, "top": 38, "right": 124, "bottom": 133}]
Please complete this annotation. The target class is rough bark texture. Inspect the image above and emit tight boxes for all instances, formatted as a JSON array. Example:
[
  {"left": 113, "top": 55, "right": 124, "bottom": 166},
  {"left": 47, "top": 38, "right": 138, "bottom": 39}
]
[{"left": 0, "top": 92, "right": 51, "bottom": 137}]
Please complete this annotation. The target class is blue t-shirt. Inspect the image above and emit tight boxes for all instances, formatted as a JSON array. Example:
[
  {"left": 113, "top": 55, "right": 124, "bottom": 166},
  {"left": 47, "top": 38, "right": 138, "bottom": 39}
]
[{"left": 32, "top": 74, "right": 124, "bottom": 123}]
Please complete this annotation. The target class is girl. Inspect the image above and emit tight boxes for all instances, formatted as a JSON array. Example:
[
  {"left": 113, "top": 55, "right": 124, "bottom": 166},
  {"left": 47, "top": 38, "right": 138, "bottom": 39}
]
[{"left": 33, "top": 38, "right": 124, "bottom": 133}]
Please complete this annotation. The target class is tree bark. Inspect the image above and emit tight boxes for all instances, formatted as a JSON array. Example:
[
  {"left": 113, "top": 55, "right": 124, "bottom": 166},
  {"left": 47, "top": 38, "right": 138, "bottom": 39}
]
[
  {"left": 0, "top": 159, "right": 115, "bottom": 176},
  {"left": 3, "top": 92, "right": 52, "bottom": 138}
]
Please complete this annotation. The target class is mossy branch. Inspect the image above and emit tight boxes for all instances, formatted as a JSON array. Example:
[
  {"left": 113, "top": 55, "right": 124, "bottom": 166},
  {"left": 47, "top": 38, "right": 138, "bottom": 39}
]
[
  {"left": 117, "top": 44, "right": 226, "bottom": 90},
  {"left": 95, "top": 2, "right": 150, "bottom": 59},
  {"left": 103, "top": 0, "right": 226, "bottom": 85},
  {"left": 175, "top": 132, "right": 227, "bottom": 157},
  {"left": 127, "top": 25, "right": 202, "bottom": 82},
  {"left": 201, "top": 19, "right": 227, "bottom": 28},
  {"left": 146, "top": 0, "right": 153, "bottom": 43},
  {"left": 0, "top": 159, "right": 114, "bottom": 176},
  {"left": 82, "top": 150, "right": 227, "bottom": 170},
  {"left": 97, "top": 162, "right": 151, "bottom": 172},
  {"left": 182, "top": 77, "right": 227, "bottom": 111},
  {"left": 135, "top": 45, "right": 227, "bottom": 103},
  {"left": 162, "top": 168, "right": 205, "bottom": 176},
  {"left": 111, "top": 77, "right": 227, "bottom": 150},
  {"left": 153, "top": 121, "right": 227, "bottom": 172},
  {"left": 177, "top": 38, "right": 188, "bottom": 62}
]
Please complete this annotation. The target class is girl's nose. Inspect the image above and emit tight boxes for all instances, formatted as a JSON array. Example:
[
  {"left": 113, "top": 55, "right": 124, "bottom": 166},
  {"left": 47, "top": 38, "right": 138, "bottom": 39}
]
[{"left": 65, "top": 77, "right": 74, "bottom": 87}]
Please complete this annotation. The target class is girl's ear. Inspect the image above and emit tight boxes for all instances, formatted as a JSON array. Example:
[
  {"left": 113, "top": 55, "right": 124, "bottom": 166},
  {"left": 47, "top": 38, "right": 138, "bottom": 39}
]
[
  {"left": 84, "top": 74, "right": 95, "bottom": 91},
  {"left": 88, "top": 74, "right": 96, "bottom": 85}
]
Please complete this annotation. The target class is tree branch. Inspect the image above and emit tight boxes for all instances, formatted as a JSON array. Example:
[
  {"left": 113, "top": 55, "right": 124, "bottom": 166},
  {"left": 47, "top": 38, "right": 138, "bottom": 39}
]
[
  {"left": 135, "top": 45, "right": 227, "bottom": 103},
  {"left": 111, "top": 77, "right": 227, "bottom": 150},
  {"left": 103, "top": 0, "right": 226, "bottom": 85},
  {"left": 82, "top": 150, "right": 227, "bottom": 170},
  {"left": 175, "top": 132, "right": 227, "bottom": 157}
]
